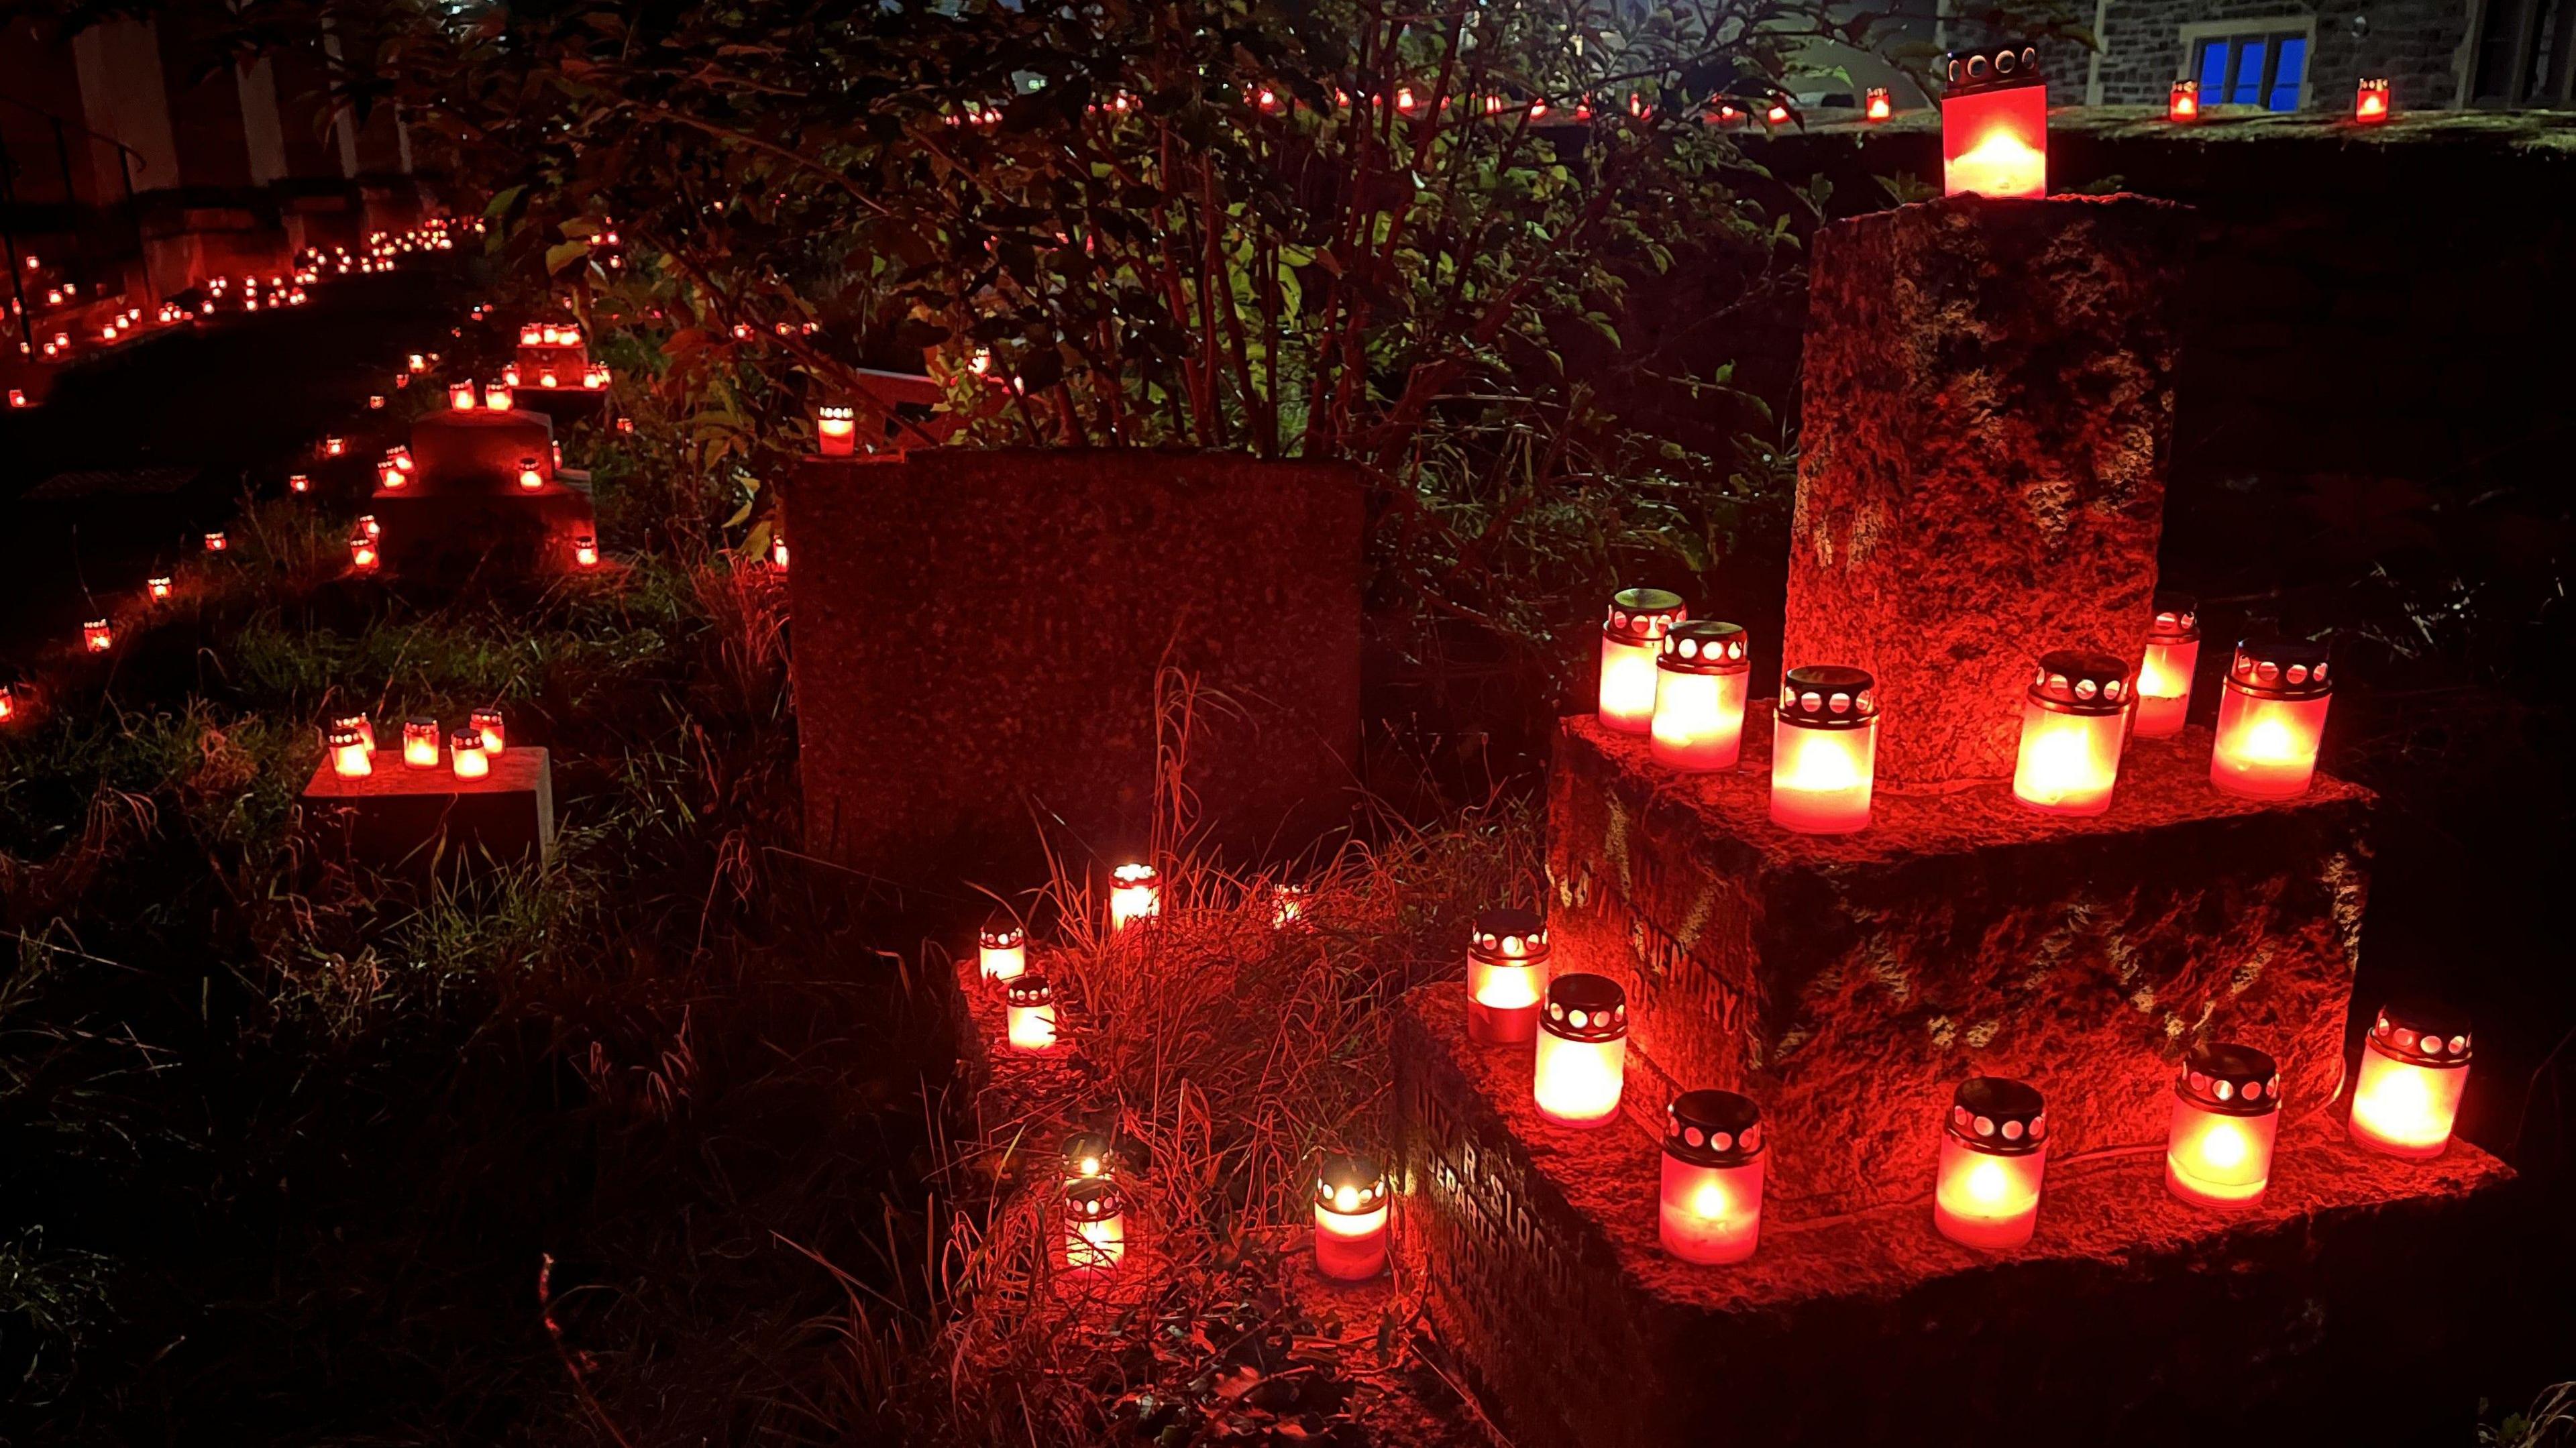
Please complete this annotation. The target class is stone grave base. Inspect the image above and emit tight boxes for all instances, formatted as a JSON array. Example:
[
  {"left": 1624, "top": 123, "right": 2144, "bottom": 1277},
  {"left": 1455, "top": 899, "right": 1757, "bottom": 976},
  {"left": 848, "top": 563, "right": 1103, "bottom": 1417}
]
[
  {"left": 1393, "top": 986, "right": 2516, "bottom": 1448},
  {"left": 299, "top": 746, "right": 557, "bottom": 875},
  {"left": 372, "top": 485, "right": 596, "bottom": 578}
]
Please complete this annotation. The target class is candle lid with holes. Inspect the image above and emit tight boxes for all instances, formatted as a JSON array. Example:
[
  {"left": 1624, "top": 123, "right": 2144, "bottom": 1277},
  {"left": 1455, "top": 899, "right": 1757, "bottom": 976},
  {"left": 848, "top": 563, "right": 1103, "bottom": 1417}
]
[
  {"left": 1777, "top": 665, "right": 1877, "bottom": 728},
  {"left": 1658, "top": 620, "right": 1750, "bottom": 675},
  {"left": 2370, "top": 1000, "right": 2471, "bottom": 1068},
  {"left": 1470, "top": 908, "right": 1548, "bottom": 964},
  {"left": 1316, "top": 1152, "right": 1388, "bottom": 1215},
  {"left": 2228, "top": 636, "right": 2332, "bottom": 699},
  {"left": 1062, "top": 1129, "right": 1135, "bottom": 1179},
  {"left": 1604, "top": 588, "right": 1687, "bottom": 643},
  {"left": 2150, "top": 593, "right": 2200, "bottom": 643},
  {"left": 1063, "top": 1176, "right": 1125, "bottom": 1220},
  {"left": 1945, "top": 44, "right": 2045, "bottom": 94},
  {"left": 1947, "top": 1076, "right": 2047, "bottom": 1154},
  {"left": 1006, "top": 974, "right": 1053, "bottom": 1008},
  {"left": 2178, "top": 1042, "right": 2281, "bottom": 1115},
  {"left": 1664, "top": 1089, "right": 1765, "bottom": 1167},
  {"left": 1543, "top": 973, "right": 1628, "bottom": 1042},
  {"left": 2028, "top": 650, "right": 2129, "bottom": 715},
  {"left": 980, "top": 915, "right": 1026, "bottom": 950},
  {"left": 325, "top": 724, "right": 365, "bottom": 750}
]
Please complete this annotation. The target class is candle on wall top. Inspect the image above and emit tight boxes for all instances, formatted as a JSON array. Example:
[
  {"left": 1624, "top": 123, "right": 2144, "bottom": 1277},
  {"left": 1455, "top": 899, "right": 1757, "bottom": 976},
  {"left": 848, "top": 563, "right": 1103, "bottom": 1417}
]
[
  {"left": 2167, "top": 79, "right": 2200, "bottom": 121},
  {"left": 402, "top": 716, "right": 441, "bottom": 769},
  {"left": 2355, "top": 78, "right": 2392, "bottom": 123},
  {"left": 1940, "top": 45, "right": 2048, "bottom": 199},
  {"left": 327, "top": 723, "right": 372, "bottom": 778},
  {"left": 1864, "top": 87, "right": 1893, "bottom": 121},
  {"left": 816, "top": 403, "right": 859, "bottom": 457},
  {"left": 1768, "top": 665, "right": 1879, "bottom": 834},
  {"left": 1533, "top": 973, "right": 1629, "bottom": 1127},
  {"left": 1597, "top": 588, "right": 1687, "bottom": 734},
  {"left": 1651, "top": 620, "right": 1752, "bottom": 772},
  {"left": 449, "top": 727, "right": 490, "bottom": 779},
  {"left": 1466, "top": 907, "right": 1548, "bottom": 1044}
]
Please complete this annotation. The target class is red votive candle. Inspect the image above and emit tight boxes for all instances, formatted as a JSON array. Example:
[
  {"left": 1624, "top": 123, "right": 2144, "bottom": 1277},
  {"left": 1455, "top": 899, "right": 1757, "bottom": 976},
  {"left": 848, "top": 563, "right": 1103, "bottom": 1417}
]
[
  {"left": 2011, "top": 650, "right": 2129, "bottom": 816},
  {"left": 1864, "top": 87, "right": 1892, "bottom": 121},
  {"left": 1769, "top": 665, "right": 1878, "bottom": 834},
  {"left": 401, "top": 716, "right": 441, "bottom": 769},
  {"left": 1934, "top": 1077, "right": 2047, "bottom": 1250},
  {"left": 205, "top": 532, "right": 229, "bottom": 553},
  {"left": 1466, "top": 907, "right": 1547, "bottom": 1045},
  {"left": 1006, "top": 974, "right": 1059, "bottom": 1052},
  {"left": 147, "top": 575, "right": 172, "bottom": 602},
  {"left": 2134, "top": 593, "right": 2201, "bottom": 738},
  {"left": 1651, "top": 620, "right": 1752, "bottom": 772},
  {"left": 2166, "top": 1042, "right": 2280, "bottom": 1209},
  {"left": 2355, "top": 78, "right": 2391, "bottom": 123},
  {"left": 1534, "top": 974, "right": 1627, "bottom": 1128},
  {"left": 2210, "top": 636, "right": 2332, "bottom": 799},
  {"left": 1312, "top": 1152, "right": 1390, "bottom": 1280},
  {"left": 816, "top": 404, "right": 858, "bottom": 456},
  {"left": 1941, "top": 45, "right": 2047, "bottom": 199},
  {"left": 449, "top": 728, "right": 489, "bottom": 779},
  {"left": 1597, "top": 588, "right": 1687, "bottom": 733},
  {"left": 2349, "top": 1001, "right": 2471, "bottom": 1160},
  {"left": 1109, "top": 862, "right": 1159, "bottom": 932},
  {"left": 327, "top": 724, "right": 372, "bottom": 778},
  {"left": 1061, "top": 1178, "right": 1126, "bottom": 1273},
  {"left": 349, "top": 526, "right": 380, "bottom": 572},
  {"left": 979, "top": 915, "right": 1028, "bottom": 983},
  {"left": 449, "top": 382, "right": 478, "bottom": 410},
  {"left": 2167, "top": 79, "right": 2200, "bottom": 121},
  {"left": 83, "top": 618, "right": 114, "bottom": 653},
  {"left": 1658, "top": 1090, "right": 1766, "bottom": 1265}
]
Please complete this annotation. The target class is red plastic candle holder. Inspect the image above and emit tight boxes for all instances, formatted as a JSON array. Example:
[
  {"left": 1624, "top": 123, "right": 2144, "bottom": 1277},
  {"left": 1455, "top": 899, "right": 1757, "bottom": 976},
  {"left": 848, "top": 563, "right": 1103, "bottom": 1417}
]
[
  {"left": 82, "top": 618, "right": 113, "bottom": 653},
  {"left": 2349, "top": 1001, "right": 2471, "bottom": 1160},
  {"left": 1934, "top": 1077, "right": 2047, "bottom": 1249},
  {"left": 769, "top": 533, "right": 790, "bottom": 571},
  {"left": 350, "top": 526, "right": 380, "bottom": 572},
  {"left": 470, "top": 708, "right": 505, "bottom": 756},
  {"left": 1597, "top": 588, "right": 1688, "bottom": 734},
  {"left": 2166, "top": 1042, "right": 2280, "bottom": 1209},
  {"left": 324, "top": 437, "right": 345, "bottom": 457},
  {"left": 1061, "top": 1178, "right": 1126, "bottom": 1273},
  {"left": 1768, "top": 665, "right": 1878, "bottom": 834},
  {"left": 205, "top": 532, "right": 229, "bottom": 553},
  {"left": 2134, "top": 593, "right": 2202, "bottom": 738},
  {"left": 2210, "top": 637, "right": 2331, "bottom": 799},
  {"left": 1466, "top": 907, "right": 1547, "bottom": 1045},
  {"left": 2355, "top": 78, "right": 2391, "bottom": 123},
  {"left": 573, "top": 535, "right": 600, "bottom": 567},
  {"left": 1313, "top": 1152, "right": 1390, "bottom": 1281},
  {"left": 288, "top": 474, "right": 311, "bottom": 494},
  {"left": 1940, "top": 45, "right": 2049, "bottom": 199},
  {"left": 1109, "top": 862, "right": 1160, "bottom": 931},
  {"left": 1651, "top": 620, "right": 1752, "bottom": 772},
  {"left": 2011, "top": 650, "right": 2129, "bottom": 816},
  {"left": 2167, "top": 79, "right": 2200, "bottom": 121},
  {"left": 449, "top": 382, "right": 478, "bottom": 410},
  {"left": 1534, "top": 974, "right": 1628, "bottom": 1128},
  {"left": 146, "top": 575, "right": 172, "bottom": 602},
  {"left": 1864, "top": 87, "right": 1893, "bottom": 121},
  {"left": 816, "top": 404, "right": 859, "bottom": 456},
  {"left": 1659, "top": 1090, "right": 1766, "bottom": 1265},
  {"left": 1271, "top": 883, "right": 1310, "bottom": 929},
  {"left": 327, "top": 724, "right": 372, "bottom": 778},
  {"left": 979, "top": 915, "right": 1028, "bottom": 982},
  {"left": 484, "top": 384, "right": 514, "bottom": 411},
  {"left": 401, "top": 717, "right": 441, "bottom": 769},
  {"left": 517, "top": 457, "right": 545, "bottom": 491},
  {"left": 449, "top": 728, "right": 490, "bottom": 779},
  {"left": 1006, "top": 974, "right": 1060, "bottom": 1052}
]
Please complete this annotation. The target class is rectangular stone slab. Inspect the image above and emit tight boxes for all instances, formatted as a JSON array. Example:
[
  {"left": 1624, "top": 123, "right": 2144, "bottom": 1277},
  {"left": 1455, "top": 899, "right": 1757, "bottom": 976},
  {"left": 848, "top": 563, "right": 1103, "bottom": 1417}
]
[
  {"left": 1784, "top": 192, "right": 2190, "bottom": 785},
  {"left": 1393, "top": 985, "right": 2516, "bottom": 1448},
  {"left": 784, "top": 449, "right": 1361, "bottom": 892},
  {"left": 299, "top": 745, "right": 557, "bottom": 873},
  {"left": 1548, "top": 714, "right": 2369, "bottom": 1216}
]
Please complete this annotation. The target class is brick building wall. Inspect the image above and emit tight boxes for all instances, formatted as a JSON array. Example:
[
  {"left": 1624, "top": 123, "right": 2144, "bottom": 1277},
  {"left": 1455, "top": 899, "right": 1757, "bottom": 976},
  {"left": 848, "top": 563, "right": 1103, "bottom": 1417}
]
[{"left": 1943, "top": 0, "right": 2474, "bottom": 111}]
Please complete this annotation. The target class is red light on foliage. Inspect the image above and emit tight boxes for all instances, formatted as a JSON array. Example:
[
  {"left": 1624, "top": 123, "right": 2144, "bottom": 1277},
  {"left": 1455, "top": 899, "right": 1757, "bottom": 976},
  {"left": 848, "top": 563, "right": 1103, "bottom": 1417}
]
[
  {"left": 2168, "top": 80, "right": 2201, "bottom": 122},
  {"left": 1652, "top": 620, "right": 1751, "bottom": 772},
  {"left": 816, "top": 403, "right": 857, "bottom": 456},
  {"left": 2210, "top": 637, "right": 2331, "bottom": 798},
  {"left": 1598, "top": 588, "right": 1686, "bottom": 733},
  {"left": 1006, "top": 974, "right": 1060, "bottom": 1052},
  {"left": 2166, "top": 1042, "right": 2280, "bottom": 1209},
  {"left": 979, "top": 915, "right": 1028, "bottom": 983},
  {"left": 1934, "top": 1077, "right": 2047, "bottom": 1250},
  {"left": 2011, "top": 651, "right": 2129, "bottom": 816},
  {"left": 2350, "top": 1002, "right": 2471, "bottom": 1160},
  {"left": 83, "top": 618, "right": 113, "bottom": 653},
  {"left": 1466, "top": 908, "right": 1546, "bottom": 1045},
  {"left": 2135, "top": 594, "right": 2201, "bottom": 738},
  {"left": 1313, "top": 1152, "right": 1389, "bottom": 1280},
  {"left": 1769, "top": 665, "right": 1878, "bottom": 834},
  {"left": 1534, "top": 974, "right": 1627, "bottom": 1128},
  {"left": 1659, "top": 1091, "right": 1766, "bottom": 1265},
  {"left": 2355, "top": 78, "right": 2391, "bottom": 122},
  {"left": 1864, "top": 88, "right": 1893, "bottom": 121},
  {"left": 1061, "top": 1178, "right": 1126, "bottom": 1273},
  {"left": 1941, "top": 46, "right": 2048, "bottom": 199}
]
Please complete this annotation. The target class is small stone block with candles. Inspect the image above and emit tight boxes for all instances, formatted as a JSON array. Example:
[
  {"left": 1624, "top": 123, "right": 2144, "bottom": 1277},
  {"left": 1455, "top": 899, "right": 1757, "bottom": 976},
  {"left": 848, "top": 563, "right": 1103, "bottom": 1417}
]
[
  {"left": 298, "top": 745, "right": 557, "bottom": 876},
  {"left": 369, "top": 408, "right": 597, "bottom": 578}
]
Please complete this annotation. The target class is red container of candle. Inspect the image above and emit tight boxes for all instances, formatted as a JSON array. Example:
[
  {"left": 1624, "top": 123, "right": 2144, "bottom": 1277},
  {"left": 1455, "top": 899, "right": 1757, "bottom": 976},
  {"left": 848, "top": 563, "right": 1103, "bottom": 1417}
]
[
  {"left": 1597, "top": 588, "right": 1687, "bottom": 734},
  {"left": 2210, "top": 636, "right": 2332, "bottom": 799},
  {"left": 1658, "top": 1089, "right": 1766, "bottom": 1265},
  {"left": 1768, "top": 665, "right": 1878, "bottom": 834},
  {"left": 2011, "top": 650, "right": 2129, "bottom": 816},
  {"left": 816, "top": 403, "right": 859, "bottom": 456},
  {"left": 1940, "top": 46, "right": 2048, "bottom": 199},
  {"left": 1006, "top": 974, "right": 1060, "bottom": 1053},
  {"left": 1651, "top": 620, "right": 1752, "bottom": 772},
  {"left": 1933, "top": 1077, "right": 2047, "bottom": 1250},
  {"left": 2134, "top": 593, "right": 2201, "bottom": 738},
  {"left": 2165, "top": 1041, "right": 2280, "bottom": 1209},
  {"left": 2349, "top": 1001, "right": 2471, "bottom": 1160},
  {"left": 979, "top": 915, "right": 1028, "bottom": 982},
  {"left": 1864, "top": 87, "right": 1892, "bottom": 121},
  {"left": 1061, "top": 1178, "right": 1126, "bottom": 1273},
  {"left": 1534, "top": 974, "right": 1627, "bottom": 1128},
  {"left": 1312, "top": 1152, "right": 1390, "bottom": 1280},
  {"left": 1466, "top": 907, "right": 1548, "bottom": 1045},
  {"left": 2167, "top": 79, "right": 2200, "bottom": 121},
  {"left": 327, "top": 723, "right": 372, "bottom": 778},
  {"left": 2355, "top": 78, "right": 2391, "bottom": 123}
]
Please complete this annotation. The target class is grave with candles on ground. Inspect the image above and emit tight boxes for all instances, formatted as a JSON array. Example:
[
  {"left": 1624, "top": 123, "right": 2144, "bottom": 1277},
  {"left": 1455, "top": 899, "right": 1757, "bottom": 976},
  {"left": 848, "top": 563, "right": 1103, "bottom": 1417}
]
[{"left": 1390, "top": 53, "right": 2516, "bottom": 1446}]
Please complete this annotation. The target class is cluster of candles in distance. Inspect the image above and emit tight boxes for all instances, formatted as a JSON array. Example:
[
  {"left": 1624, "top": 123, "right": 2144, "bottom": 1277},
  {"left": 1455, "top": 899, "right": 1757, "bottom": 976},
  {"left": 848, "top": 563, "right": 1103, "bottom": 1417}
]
[
  {"left": 969, "top": 865, "right": 1388, "bottom": 1282},
  {"left": 327, "top": 708, "right": 508, "bottom": 782},
  {"left": 1597, "top": 588, "right": 2333, "bottom": 831},
  {"left": 1468, "top": 911, "right": 2469, "bottom": 1261}
]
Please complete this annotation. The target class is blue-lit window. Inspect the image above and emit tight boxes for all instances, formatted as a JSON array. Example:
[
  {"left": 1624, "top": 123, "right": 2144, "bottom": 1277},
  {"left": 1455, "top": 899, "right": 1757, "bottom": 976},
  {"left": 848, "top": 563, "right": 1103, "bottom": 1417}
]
[{"left": 2190, "top": 30, "right": 2309, "bottom": 110}]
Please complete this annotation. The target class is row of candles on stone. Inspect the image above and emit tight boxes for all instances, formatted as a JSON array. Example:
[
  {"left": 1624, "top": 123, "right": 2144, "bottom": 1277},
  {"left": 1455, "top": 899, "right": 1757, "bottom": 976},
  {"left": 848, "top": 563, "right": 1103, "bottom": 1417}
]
[
  {"left": 968, "top": 865, "right": 1397, "bottom": 1282},
  {"left": 325, "top": 709, "right": 510, "bottom": 781},
  {"left": 1598, "top": 589, "right": 2333, "bottom": 833},
  {"left": 1464, "top": 911, "right": 2472, "bottom": 1261}
]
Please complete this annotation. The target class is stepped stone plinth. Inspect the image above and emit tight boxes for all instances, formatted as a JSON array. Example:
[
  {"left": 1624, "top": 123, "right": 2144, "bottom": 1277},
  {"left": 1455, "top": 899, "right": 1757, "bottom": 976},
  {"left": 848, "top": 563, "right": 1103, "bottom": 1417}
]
[
  {"left": 1393, "top": 985, "right": 2516, "bottom": 1448},
  {"left": 375, "top": 409, "right": 596, "bottom": 577},
  {"left": 1784, "top": 193, "right": 2191, "bottom": 785},
  {"left": 1548, "top": 713, "right": 2368, "bottom": 1215}
]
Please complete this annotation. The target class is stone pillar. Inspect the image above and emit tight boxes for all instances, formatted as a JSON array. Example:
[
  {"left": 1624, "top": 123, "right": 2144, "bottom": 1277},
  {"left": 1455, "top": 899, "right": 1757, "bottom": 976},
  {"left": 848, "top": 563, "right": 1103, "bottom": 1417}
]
[{"left": 1782, "top": 192, "right": 2191, "bottom": 786}]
